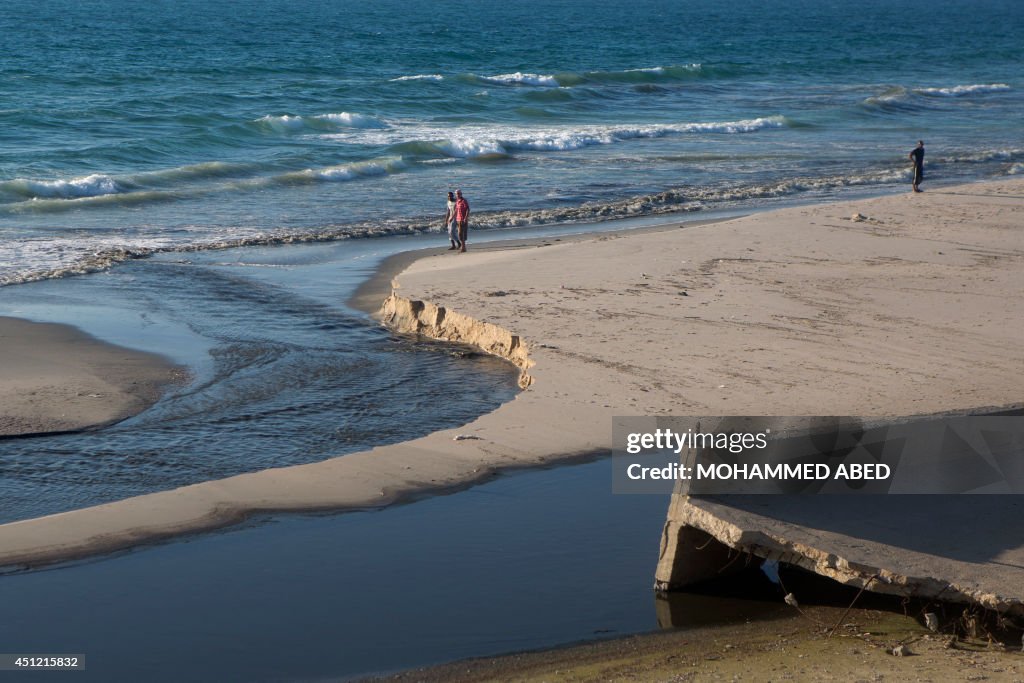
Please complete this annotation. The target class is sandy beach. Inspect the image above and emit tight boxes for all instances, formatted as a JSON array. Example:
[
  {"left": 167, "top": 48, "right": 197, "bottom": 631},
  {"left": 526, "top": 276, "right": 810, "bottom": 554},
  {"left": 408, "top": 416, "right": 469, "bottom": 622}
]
[
  {"left": 0, "top": 179, "right": 1021, "bottom": 568},
  {"left": 0, "top": 316, "right": 184, "bottom": 437}
]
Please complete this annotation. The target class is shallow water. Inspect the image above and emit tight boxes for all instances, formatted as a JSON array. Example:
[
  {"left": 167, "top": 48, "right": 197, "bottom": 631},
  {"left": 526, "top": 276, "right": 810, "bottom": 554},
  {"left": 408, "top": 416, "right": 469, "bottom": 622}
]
[
  {"left": 0, "top": 458, "right": 757, "bottom": 683},
  {"left": 0, "top": 235, "right": 524, "bottom": 523}
]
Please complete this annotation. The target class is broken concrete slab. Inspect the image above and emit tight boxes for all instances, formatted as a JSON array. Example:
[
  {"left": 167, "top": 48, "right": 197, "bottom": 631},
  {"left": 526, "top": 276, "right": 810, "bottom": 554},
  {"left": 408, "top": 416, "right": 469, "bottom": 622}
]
[{"left": 656, "top": 492, "right": 1024, "bottom": 616}]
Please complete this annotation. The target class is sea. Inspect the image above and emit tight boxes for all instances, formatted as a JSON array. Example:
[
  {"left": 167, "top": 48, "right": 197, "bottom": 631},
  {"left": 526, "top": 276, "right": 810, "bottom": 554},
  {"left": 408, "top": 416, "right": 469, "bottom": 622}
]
[
  {"left": 0, "top": 1, "right": 1022, "bottom": 678},
  {"left": 0, "top": 0, "right": 1022, "bottom": 287}
]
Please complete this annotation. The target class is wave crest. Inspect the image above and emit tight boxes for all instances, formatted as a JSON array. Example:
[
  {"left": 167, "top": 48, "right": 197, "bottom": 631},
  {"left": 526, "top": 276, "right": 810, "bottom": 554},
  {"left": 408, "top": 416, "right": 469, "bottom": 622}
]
[
  {"left": 0, "top": 174, "right": 124, "bottom": 200},
  {"left": 384, "top": 117, "right": 788, "bottom": 159},
  {"left": 461, "top": 64, "right": 729, "bottom": 88},
  {"left": 3, "top": 167, "right": 920, "bottom": 288},
  {"left": 917, "top": 83, "right": 1010, "bottom": 97},
  {"left": 476, "top": 72, "right": 560, "bottom": 87},
  {"left": 390, "top": 74, "right": 444, "bottom": 82},
  {"left": 255, "top": 111, "right": 389, "bottom": 133}
]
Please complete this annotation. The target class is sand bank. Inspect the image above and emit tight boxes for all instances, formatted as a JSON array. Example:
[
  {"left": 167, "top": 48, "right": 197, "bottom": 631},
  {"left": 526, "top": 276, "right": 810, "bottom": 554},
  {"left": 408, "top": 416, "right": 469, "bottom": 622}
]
[
  {"left": 0, "top": 317, "right": 184, "bottom": 437},
  {"left": 0, "top": 179, "right": 1021, "bottom": 568}
]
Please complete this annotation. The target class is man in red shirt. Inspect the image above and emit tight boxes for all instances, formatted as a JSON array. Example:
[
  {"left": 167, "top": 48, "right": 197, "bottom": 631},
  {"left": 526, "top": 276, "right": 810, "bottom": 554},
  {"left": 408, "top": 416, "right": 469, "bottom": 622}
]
[{"left": 455, "top": 189, "right": 470, "bottom": 253}]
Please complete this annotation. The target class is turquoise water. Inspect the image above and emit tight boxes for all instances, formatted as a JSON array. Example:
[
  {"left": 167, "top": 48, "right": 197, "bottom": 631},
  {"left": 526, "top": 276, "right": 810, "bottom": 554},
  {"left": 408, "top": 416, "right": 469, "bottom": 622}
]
[{"left": 0, "top": 0, "right": 1021, "bottom": 285}]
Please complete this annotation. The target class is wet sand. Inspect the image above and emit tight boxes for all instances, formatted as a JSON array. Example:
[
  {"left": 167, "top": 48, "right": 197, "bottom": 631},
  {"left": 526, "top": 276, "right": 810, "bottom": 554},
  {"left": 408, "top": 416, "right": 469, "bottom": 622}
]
[
  {"left": 0, "top": 316, "right": 184, "bottom": 437},
  {"left": 0, "top": 179, "right": 1021, "bottom": 568},
  {"left": 369, "top": 605, "right": 1023, "bottom": 682}
]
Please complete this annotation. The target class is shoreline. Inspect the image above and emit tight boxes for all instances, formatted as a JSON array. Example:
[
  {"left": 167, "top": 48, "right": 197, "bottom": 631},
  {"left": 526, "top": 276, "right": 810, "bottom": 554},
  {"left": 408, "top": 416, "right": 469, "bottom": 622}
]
[
  {"left": 0, "top": 316, "right": 186, "bottom": 438},
  {"left": 365, "top": 602, "right": 1023, "bottom": 682},
  {"left": 347, "top": 215, "right": 739, "bottom": 317},
  {"left": 0, "top": 178, "right": 1021, "bottom": 570}
]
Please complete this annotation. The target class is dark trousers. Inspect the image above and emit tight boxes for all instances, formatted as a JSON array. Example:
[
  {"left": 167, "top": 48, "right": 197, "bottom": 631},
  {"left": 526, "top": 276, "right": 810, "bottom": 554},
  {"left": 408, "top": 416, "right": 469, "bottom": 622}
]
[{"left": 458, "top": 220, "right": 468, "bottom": 245}]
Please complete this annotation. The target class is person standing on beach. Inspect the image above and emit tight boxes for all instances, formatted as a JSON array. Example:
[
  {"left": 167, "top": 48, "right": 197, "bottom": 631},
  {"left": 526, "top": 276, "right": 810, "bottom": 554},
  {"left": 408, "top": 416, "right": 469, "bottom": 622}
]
[
  {"left": 455, "top": 189, "right": 470, "bottom": 252},
  {"left": 909, "top": 140, "right": 925, "bottom": 193},
  {"left": 445, "top": 191, "right": 461, "bottom": 250}
]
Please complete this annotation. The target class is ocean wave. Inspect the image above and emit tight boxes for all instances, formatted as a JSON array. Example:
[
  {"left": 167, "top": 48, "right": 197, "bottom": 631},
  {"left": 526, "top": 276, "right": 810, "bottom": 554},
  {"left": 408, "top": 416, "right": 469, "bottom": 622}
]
[
  {"left": 255, "top": 111, "right": 389, "bottom": 133},
  {"left": 460, "top": 63, "right": 731, "bottom": 89},
  {"left": 1, "top": 189, "right": 182, "bottom": 214},
  {"left": 0, "top": 154, "right": 404, "bottom": 214},
  {"left": 390, "top": 74, "right": 444, "bottom": 82},
  {"left": 382, "top": 117, "right": 788, "bottom": 159},
  {"left": 314, "top": 112, "right": 390, "bottom": 128},
  {"left": 862, "top": 83, "right": 1012, "bottom": 113},
  {"left": 0, "top": 162, "right": 256, "bottom": 209},
  {"left": 1009, "top": 163, "right": 1024, "bottom": 175},
  {"left": 0, "top": 234, "right": 190, "bottom": 287},
  {"left": 0, "top": 173, "right": 125, "bottom": 200},
  {"left": 282, "top": 157, "right": 408, "bottom": 183},
  {"left": 586, "top": 63, "right": 711, "bottom": 83},
  {"left": 934, "top": 148, "right": 1023, "bottom": 164},
  {"left": 1, "top": 167, "right": 917, "bottom": 287},
  {"left": 476, "top": 72, "right": 560, "bottom": 87},
  {"left": 916, "top": 83, "right": 1010, "bottom": 97},
  {"left": 861, "top": 86, "right": 919, "bottom": 112},
  {"left": 131, "top": 161, "right": 256, "bottom": 186}
]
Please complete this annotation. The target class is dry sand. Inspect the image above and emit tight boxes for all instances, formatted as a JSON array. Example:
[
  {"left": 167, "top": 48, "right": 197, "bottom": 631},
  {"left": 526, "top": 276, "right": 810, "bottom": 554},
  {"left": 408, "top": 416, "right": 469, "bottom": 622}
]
[
  {"left": 0, "top": 316, "right": 184, "bottom": 437},
  {"left": 0, "top": 179, "right": 1021, "bottom": 568}
]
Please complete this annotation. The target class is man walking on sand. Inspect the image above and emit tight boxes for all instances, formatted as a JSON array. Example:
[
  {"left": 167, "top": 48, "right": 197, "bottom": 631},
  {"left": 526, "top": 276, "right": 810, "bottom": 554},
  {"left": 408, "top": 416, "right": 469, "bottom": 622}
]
[
  {"left": 909, "top": 140, "right": 925, "bottom": 193},
  {"left": 455, "top": 189, "right": 470, "bottom": 252}
]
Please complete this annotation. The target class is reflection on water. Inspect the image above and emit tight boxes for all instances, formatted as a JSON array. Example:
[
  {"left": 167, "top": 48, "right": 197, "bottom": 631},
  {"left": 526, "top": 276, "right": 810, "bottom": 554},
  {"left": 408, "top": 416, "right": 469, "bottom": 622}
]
[
  {"left": 0, "top": 458, "right": 671, "bottom": 682},
  {"left": 656, "top": 591, "right": 789, "bottom": 631}
]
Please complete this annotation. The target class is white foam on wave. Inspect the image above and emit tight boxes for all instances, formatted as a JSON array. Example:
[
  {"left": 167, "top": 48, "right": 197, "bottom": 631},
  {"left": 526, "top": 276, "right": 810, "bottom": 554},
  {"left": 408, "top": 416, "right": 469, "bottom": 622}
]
[
  {"left": 1009, "top": 163, "right": 1024, "bottom": 175},
  {"left": 258, "top": 114, "right": 307, "bottom": 131},
  {"left": 334, "top": 117, "right": 787, "bottom": 160},
  {"left": 314, "top": 112, "right": 389, "bottom": 128},
  {"left": 443, "top": 117, "right": 787, "bottom": 156},
  {"left": 435, "top": 139, "right": 507, "bottom": 157},
  {"left": 0, "top": 163, "right": 934, "bottom": 288},
  {"left": 938, "top": 148, "right": 1023, "bottom": 164},
  {"left": 287, "top": 157, "right": 407, "bottom": 183},
  {"left": 1, "top": 173, "right": 123, "bottom": 200},
  {"left": 480, "top": 72, "right": 560, "bottom": 87},
  {"left": 623, "top": 66, "right": 668, "bottom": 74},
  {"left": 390, "top": 74, "right": 444, "bottom": 82},
  {"left": 257, "top": 112, "right": 389, "bottom": 132},
  {"left": 862, "top": 86, "right": 912, "bottom": 106},
  {"left": 617, "top": 65, "right": 703, "bottom": 76},
  {"left": 0, "top": 233, "right": 185, "bottom": 286},
  {"left": 917, "top": 83, "right": 1010, "bottom": 96}
]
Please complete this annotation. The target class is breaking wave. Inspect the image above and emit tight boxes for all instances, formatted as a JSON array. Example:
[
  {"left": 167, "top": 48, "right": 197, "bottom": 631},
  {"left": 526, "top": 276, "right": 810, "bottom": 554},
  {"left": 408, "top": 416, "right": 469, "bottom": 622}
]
[
  {"left": 277, "top": 157, "right": 408, "bottom": 184},
  {"left": 255, "top": 111, "right": 389, "bottom": 133},
  {"left": 917, "top": 83, "right": 1010, "bottom": 97},
  {"left": 475, "top": 72, "right": 560, "bottom": 87},
  {"left": 1, "top": 166, "right": 915, "bottom": 288},
  {"left": 384, "top": 117, "right": 789, "bottom": 159},
  {"left": 0, "top": 116, "right": 788, "bottom": 213},
  {"left": 389, "top": 74, "right": 444, "bottom": 82},
  {"left": 464, "top": 64, "right": 730, "bottom": 89},
  {"left": 0, "top": 174, "right": 124, "bottom": 200},
  {"left": 933, "top": 148, "right": 1023, "bottom": 165},
  {"left": 862, "top": 83, "right": 1012, "bottom": 113}
]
